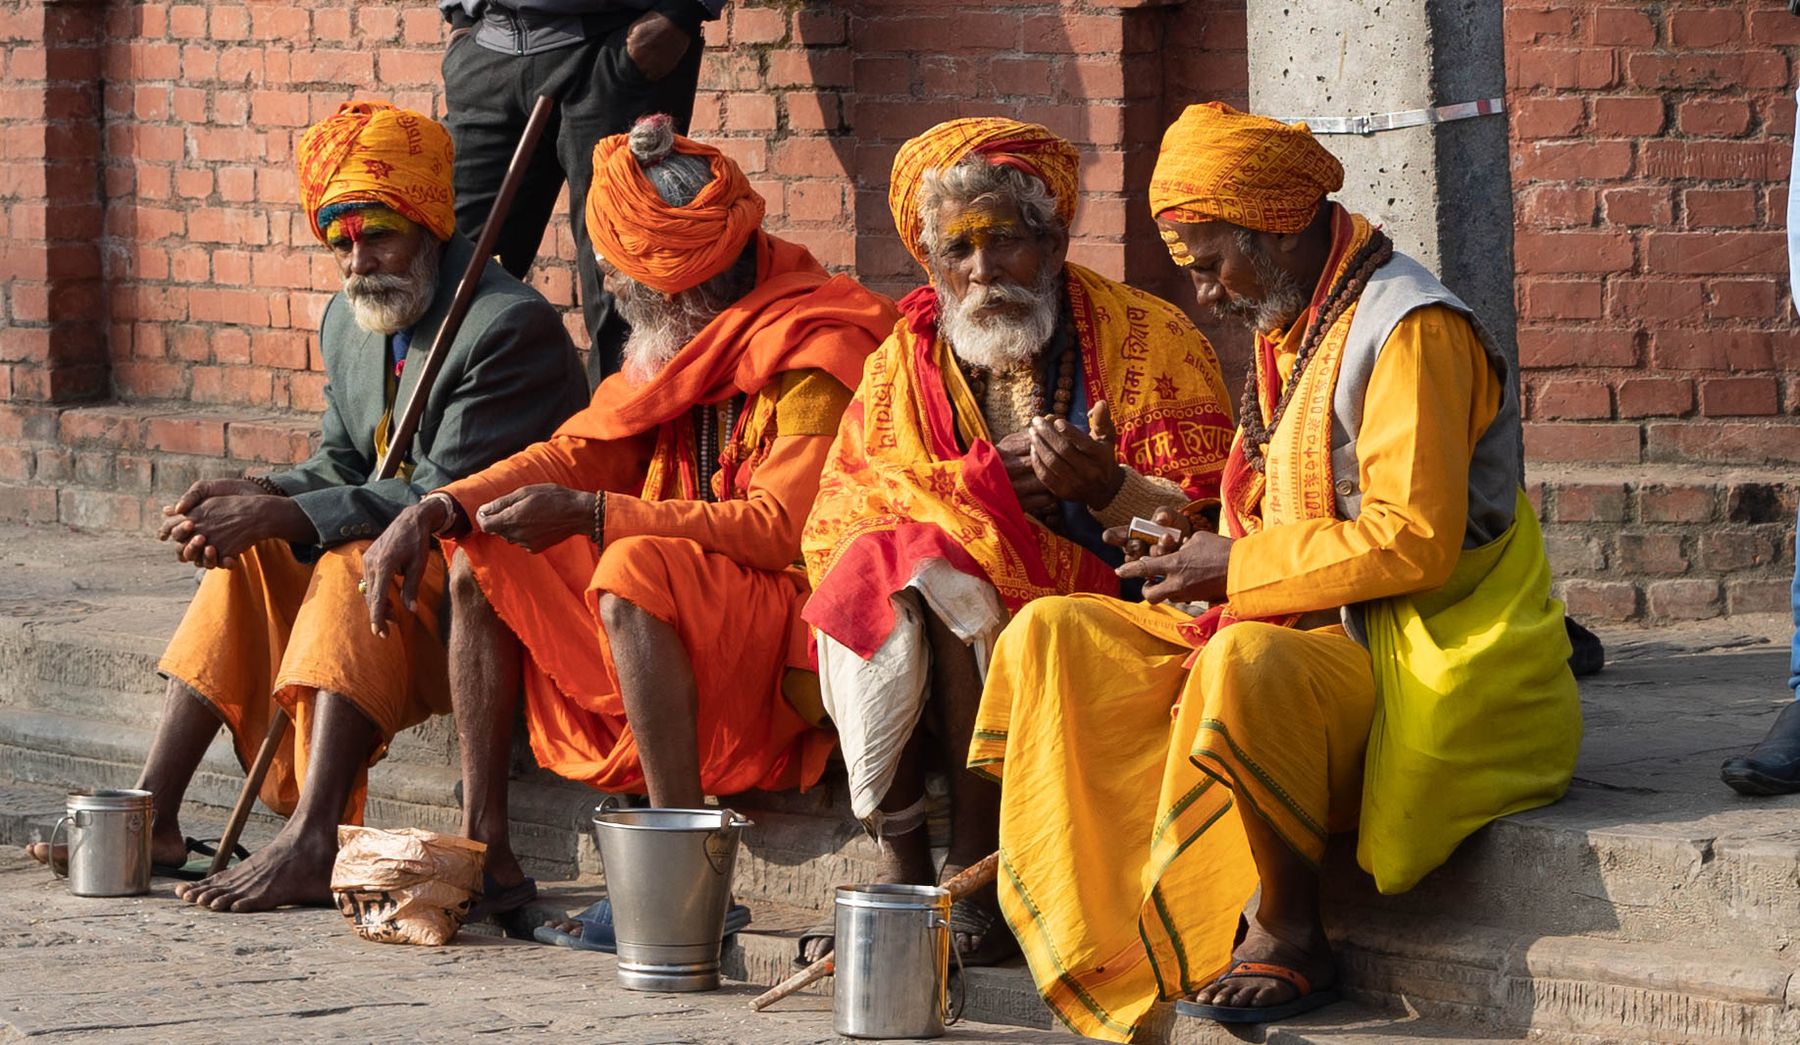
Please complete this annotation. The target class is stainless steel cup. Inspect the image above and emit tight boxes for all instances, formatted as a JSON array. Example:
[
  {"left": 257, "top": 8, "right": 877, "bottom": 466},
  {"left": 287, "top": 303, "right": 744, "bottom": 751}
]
[
  {"left": 51, "top": 789, "right": 154, "bottom": 897},
  {"left": 833, "top": 883, "right": 957, "bottom": 1039}
]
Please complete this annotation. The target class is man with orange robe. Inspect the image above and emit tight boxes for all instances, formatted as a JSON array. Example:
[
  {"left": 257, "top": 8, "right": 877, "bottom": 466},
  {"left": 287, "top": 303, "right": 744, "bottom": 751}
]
[
  {"left": 970, "top": 104, "right": 1580, "bottom": 1038},
  {"left": 363, "top": 115, "right": 897, "bottom": 936},
  {"left": 798, "top": 117, "right": 1235, "bottom": 964},
  {"left": 42, "top": 102, "right": 585, "bottom": 913}
]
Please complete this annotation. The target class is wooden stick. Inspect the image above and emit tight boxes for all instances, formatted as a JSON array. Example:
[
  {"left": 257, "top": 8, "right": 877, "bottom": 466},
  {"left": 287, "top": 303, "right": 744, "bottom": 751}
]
[
  {"left": 208, "top": 96, "right": 560, "bottom": 874},
  {"left": 749, "top": 851, "right": 1001, "bottom": 1012},
  {"left": 207, "top": 710, "right": 287, "bottom": 876},
  {"left": 375, "top": 94, "right": 557, "bottom": 481}
]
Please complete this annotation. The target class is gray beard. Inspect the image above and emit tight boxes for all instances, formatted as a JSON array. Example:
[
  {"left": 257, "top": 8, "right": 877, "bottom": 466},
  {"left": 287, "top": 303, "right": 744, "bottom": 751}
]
[
  {"left": 936, "top": 267, "right": 1061, "bottom": 371},
  {"left": 1214, "top": 237, "right": 1308, "bottom": 335},
  {"left": 614, "top": 277, "right": 719, "bottom": 383},
  {"left": 344, "top": 244, "right": 441, "bottom": 335}
]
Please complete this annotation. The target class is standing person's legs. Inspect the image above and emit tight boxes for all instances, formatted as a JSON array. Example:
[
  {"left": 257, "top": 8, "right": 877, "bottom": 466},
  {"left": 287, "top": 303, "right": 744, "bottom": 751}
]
[
  {"left": 554, "top": 21, "right": 705, "bottom": 383},
  {"left": 1720, "top": 500, "right": 1800, "bottom": 794}
]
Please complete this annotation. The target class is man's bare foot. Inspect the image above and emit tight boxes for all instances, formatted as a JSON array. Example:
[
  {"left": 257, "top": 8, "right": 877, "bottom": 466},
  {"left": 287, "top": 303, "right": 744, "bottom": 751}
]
[
  {"left": 799, "top": 825, "right": 934, "bottom": 965},
  {"left": 174, "top": 822, "right": 335, "bottom": 912},
  {"left": 25, "top": 842, "right": 65, "bottom": 872},
  {"left": 1186, "top": 917, "right": 1336, "bottom": 1010}
]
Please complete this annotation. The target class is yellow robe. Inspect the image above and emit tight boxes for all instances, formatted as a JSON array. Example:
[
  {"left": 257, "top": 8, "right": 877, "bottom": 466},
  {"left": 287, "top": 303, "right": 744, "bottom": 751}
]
[{"left": 969, "top": 291, "right": 1580, "bottom": 1039}]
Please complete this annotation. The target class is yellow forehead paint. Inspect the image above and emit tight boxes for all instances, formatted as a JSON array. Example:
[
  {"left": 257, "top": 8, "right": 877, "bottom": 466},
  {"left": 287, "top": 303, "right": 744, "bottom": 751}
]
[
  {"left": 1159, "top": 226, "right": 1197, "bottom": 268},
  {"left": 323, "top": 206, "right": 416, "bottom": 246},
  {"left": 943, "top": 212, "right": 1023, "bottom": 252}
]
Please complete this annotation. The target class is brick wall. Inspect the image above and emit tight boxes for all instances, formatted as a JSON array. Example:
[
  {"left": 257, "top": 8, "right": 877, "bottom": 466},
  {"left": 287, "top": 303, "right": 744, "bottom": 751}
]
[{"left": 1508, "top": 1, "right": 1800, "bottom": 620}]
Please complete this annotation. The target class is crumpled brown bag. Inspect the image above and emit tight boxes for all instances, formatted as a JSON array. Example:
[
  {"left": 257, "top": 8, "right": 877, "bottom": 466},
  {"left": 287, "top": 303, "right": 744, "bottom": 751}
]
[{"left": 331, "top": 826, "right": 486, "bottom": 946}]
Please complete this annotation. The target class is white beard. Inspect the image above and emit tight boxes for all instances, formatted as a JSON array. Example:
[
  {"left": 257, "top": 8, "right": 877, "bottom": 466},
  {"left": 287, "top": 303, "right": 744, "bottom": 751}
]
[
  {"left": 343, "top": 244, "right": 440, "bottom": 335},
  {"left": 936, "top": 269, "right": 1060, "bottom": 371}
]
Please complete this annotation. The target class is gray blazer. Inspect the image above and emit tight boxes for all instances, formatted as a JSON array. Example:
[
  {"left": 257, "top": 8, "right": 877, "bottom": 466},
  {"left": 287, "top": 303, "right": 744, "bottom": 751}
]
[{"left": 269, "top": 233, "right": 589, "bottom": 546}]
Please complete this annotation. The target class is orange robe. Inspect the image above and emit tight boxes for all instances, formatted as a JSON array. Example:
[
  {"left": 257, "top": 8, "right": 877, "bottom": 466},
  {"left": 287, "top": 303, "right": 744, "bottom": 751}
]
[
  {"left": 441, "top": 234, "right": 896, "bottom": 796},
  {"left": 159, "top": 539, "right": 447, "bottom": 820}
]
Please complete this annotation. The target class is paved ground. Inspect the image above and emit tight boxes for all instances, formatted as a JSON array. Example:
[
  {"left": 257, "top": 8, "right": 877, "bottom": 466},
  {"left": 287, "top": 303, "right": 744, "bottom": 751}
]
[{"left": 0, "top": 846, "right": 1073, "bottom": 1043}]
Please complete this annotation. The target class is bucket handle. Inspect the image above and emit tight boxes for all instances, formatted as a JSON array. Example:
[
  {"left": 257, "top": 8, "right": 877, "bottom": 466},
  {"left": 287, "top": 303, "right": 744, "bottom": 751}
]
[
  {"left": 47, "top": 816, "right": 70, "bottom": 881},
  {"left": 930, "top": 910, "right": 967, "bottom": 1026},
  {"left": 705, "top": 808, "right": 753, "bottom": 876}
]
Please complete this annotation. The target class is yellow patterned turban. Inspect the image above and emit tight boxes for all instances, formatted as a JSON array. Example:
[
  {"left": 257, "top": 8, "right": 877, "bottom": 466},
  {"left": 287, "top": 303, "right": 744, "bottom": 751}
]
[
  {"left": 296, "top": 101, "right": 456, "bottom": 244},
  {"left": 1149, "top": 102, "right": 1344, "bottom": 233},
  {"left": 889, "top": 117, "right": 1081, "bottom": 269}
]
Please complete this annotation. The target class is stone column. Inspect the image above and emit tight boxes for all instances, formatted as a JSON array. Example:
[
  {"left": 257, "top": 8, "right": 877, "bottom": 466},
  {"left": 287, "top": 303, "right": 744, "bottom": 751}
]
[{"left": 1244, "top": 0, "right": 1517, "bottom": 358}]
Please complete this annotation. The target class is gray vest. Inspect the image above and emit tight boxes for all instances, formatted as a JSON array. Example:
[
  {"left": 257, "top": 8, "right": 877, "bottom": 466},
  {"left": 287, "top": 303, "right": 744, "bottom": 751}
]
[{"left": 1326, "top": 251, "right": 1523, "bottom": 643}]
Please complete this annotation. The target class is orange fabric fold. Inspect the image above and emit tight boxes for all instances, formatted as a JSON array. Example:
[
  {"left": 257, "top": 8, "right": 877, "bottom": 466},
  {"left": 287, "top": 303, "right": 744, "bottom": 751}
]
[
  {"left": 585, "top": 129, "right": 766, "bottom": 294},
  {"left": 295, "top": 100, "right": 456, "bottom": 242}
]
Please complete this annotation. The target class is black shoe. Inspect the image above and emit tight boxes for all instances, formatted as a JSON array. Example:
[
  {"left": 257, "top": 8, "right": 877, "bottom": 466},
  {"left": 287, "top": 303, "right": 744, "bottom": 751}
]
[
  {"left": 1565, "top": 616, "right": 1605, "bottom": 677},
  {"left": 1721, "top": 702, "right": 1800, "bottom": 796}
]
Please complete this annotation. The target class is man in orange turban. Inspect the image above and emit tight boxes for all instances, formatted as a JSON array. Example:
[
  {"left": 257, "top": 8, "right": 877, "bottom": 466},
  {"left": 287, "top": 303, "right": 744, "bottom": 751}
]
[
  {"left": 362, "top": 114, "right": 897, "bottom": 944},
  {"left": 970, "top": 101, "right": 1580, "bottom": 1036},
  {"left": 41, "top": 102, "right": 589, "bottom": 915},
  {"left": 798, "top": 117, "right": 1235, "bottom": 967}
]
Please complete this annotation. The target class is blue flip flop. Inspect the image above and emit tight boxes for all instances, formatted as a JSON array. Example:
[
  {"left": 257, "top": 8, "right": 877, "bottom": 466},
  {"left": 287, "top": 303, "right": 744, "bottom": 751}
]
[{"left": 532, "top": 898, "right": 753, "bottom": 953}]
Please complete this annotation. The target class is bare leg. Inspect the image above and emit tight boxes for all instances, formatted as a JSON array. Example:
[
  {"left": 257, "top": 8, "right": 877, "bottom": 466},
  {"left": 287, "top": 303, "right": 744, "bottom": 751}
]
[
  {"left": 1186, "top": 806, "right": 1335, "bottom": 1009},
  {"left": 599, "top": 593, "right": 704, "bottom": 808},
  {"left": 923, "top": 608, "right": 1003, "bottom": 956},
  {"left": 447, "top": 549, "right": 527, "bottom": 891},
  {"left": 175, "top": 689, "right": 380, "bottom": 912}
]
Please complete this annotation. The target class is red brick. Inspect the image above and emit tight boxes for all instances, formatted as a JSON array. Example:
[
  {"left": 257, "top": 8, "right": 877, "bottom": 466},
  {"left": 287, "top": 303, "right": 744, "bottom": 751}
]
[
  {"left": 1590, "top": 95, "right": 1663, "bottom": 137},
  {"left": 1676, "top": 98, "right": 1753, "bottom": 137},
  {"left": 1591, "top": 7, "right": 1655, "bottom": 45},
  {"left": 1506, "top": 7, "right": 1577, "bottom": 45},
  {"left": 1646, "top": 422, "right": 1800, "bottom": 464},
  {"left": 1512, "top": 46, "right": 1619, "bottom": 89},
  {"left": 0, "top": 485, "right": 59, "bottom": 524},
  {"left": 1682, "top": 188, "right": 1758, "bottom": 229},
  {"left": 1615, "top": 378, "right": 1695, "bottom": 418},
  {"left": 1639, "top": 484, "right": 1716, "bottom": 524},
  {"left": 728, "top": 91, "right": 777, "bottom": 132},
  {"left": 1601, "top": 187, "right": 1672, "bottom": 228},
  {"left": 1513, "top": 140, "right": 1632, "bottom": 184},
  {"left": 1518, "top": 327, "right": 1639, "bottom": 369},
  {"left": 1750, "top": 8, "right": 1800, "bottom": 45},
  {"left": 785, "top": 92, "right": 839, "bottom": 132},
  {"left": 1615, "top": 532, "right": 1689, "bottom": 575},
  {"left": 1533, "top": 378, "right": 1612, "bottom": 420},
  {"left": 1556, "top": 579, "right": 1638, "bottom": 621},
  {"left": 1522, "top": 422, "right": 1642, "bottom": 462},
  {"left": 1639, "top": 141, "right": 1786, "bottom": 182},
  {"left": 1707, "top": 280, "right": 1782, "bottom": 320},
  {"left": 1520, "top": 279, "right": 1602, "bottom": 320},
  {"left": 1726, "top": 579, "right": 1792, "bottom": 614},
  {"left": 1700, "top": 377, "right": 1781, "bottom": 417},
  {"left": 1645, "top": 578, "right": 1721, "bottom": 621},
  {"left": 1649, "top": 330, "right": 1776, "bottom": 371},
  {"left": 189, "top": 365, "right": 275, "bottom": 406},
  {"left": 1555, "top": 481, "right": 1629, "bottom": 524},
  {"left": 226, "top": 420, "right": 311, "bottom": 464},
  {"left": 1668, "top": 9, "right": 1743, "bottom": 49},
  {"left": 1513, "top": 231, "right": 1634, "bottom": 275},
  {"left": 59, "top": 488, "right": 144, "bottom": 532},
  {"left": 1607, "top": 279, "right": 1702, "bottom": 322},
  {"left": 144, "top": 415, "right": 225, "bottom": 455},
  {"left": 731, "top": 6, "right": 786, "bottom": 45},
  {"left": 793, "top": 8, "right": 846, "bottom": 46},
  {"left": 1700, "top": 529, "right": 1777, "bottom": 573},
  {"left": 1627, "top": 52, "right": 1788, "bottom": 91},
  {"left": 1644, "top": 232, "right": 1786, "bottom": 276},
  {"left": 1517, "top": 186, "right": 1597, "bottom": 228}
]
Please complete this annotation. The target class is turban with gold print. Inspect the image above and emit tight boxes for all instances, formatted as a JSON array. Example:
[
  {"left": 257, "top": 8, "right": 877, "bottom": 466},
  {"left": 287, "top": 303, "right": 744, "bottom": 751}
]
[
  {"left": 888, "top": 117, "right": 1081, "bottom": 269},
  {"left": 296, "top": 101, "right": 456, "bottom": 243},
  {"left": 1150, "top": 102, "right": 1344, "bottom": 233}
]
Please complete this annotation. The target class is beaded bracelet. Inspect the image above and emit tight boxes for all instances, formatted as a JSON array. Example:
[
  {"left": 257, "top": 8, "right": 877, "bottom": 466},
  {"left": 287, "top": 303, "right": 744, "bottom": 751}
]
[
  {"left": 247, "top": 474, "right": 287, "bottom": 497},
  {"left": 591, "top": 491, "right": 606, "bottom": 546}
]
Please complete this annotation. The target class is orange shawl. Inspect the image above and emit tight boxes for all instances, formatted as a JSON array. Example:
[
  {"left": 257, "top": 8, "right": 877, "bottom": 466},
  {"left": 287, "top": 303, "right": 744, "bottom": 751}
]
[
  {"left": 557, "top": 233, "right": 896, "bottom": 501},
  {"left": 803, "top": 264, "right": 1234, "bottom": 657}
]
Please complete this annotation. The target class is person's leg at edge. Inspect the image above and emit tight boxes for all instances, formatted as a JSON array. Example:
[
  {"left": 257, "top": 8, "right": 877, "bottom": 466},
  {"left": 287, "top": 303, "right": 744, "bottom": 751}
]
[
  {"left": 923, "top": 606, "right": 1005, "bottom": 957},
  {"left": 597, "top": 593, "right": 704, "bottom": 808},
  {"left": 446, "top": 549, "right": 528, "bottom": 891},
  {"left": 1186, "top": 806, "right": 1336, "bottom": 1010},
  {"left": 174, "top": 690, "right": 380, "bottom": 911}
]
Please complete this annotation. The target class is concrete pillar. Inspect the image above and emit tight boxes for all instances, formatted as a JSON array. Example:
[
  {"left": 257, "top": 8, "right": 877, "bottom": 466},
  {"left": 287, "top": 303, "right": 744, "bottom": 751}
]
[{"left": 1244, "top": 0, "right": 1517, "bottom": 359}]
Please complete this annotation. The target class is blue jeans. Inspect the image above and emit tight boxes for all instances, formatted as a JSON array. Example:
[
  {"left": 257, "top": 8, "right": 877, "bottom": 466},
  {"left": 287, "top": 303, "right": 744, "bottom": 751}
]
[{"left": 1790, "top": 499, "right": 1800, "bottom": 696}]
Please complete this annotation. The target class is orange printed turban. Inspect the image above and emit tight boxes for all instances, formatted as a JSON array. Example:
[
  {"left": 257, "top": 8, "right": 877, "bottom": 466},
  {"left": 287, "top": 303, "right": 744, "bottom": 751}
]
[
  {"left": 295, "top": 101, "right": 456, "bottom": 243},
  {"left": 1149, "top": 102, "right": 1344, "bottom": 233},
  {"left": 888, "top": 117, "right": 1081, "bottom": 269},
  {"left": 585, "top": 131, "right": 766, "bottom": 295}
]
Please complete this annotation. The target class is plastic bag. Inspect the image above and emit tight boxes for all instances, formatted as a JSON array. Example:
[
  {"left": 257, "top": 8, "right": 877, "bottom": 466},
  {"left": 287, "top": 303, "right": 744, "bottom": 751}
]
[{"left": 331, "top": 826, "right": 486, "bottom": 946}]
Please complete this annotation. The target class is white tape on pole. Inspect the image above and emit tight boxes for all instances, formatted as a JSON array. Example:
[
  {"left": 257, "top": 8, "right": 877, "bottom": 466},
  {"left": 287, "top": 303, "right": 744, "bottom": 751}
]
[{"left": 1279, "top": 97, "right": 1506, "bottom": 136}]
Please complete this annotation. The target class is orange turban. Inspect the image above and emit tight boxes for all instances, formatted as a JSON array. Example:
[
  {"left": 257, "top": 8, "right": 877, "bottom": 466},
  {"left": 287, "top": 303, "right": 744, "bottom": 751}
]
[
  {"left": 585, "top": 132, "right": 765, "bottom": 295},
  {"left": 295, "top": 101, "right": 456, "bottom": 243},
  {"left": 1149, "top": 102, "right": 1344, "bottom": 233},
  {"left": 888, "top": 117, "right": 1081, "bottom": 269}
]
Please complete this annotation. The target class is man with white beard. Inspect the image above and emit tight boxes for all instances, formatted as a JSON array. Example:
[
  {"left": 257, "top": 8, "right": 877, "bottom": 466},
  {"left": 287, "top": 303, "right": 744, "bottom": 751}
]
[
  {"left": 361, "top": 115, "right": 896, "bottom": 944},
  {"left": 62, "top": 102, "right": 588, "bottom": 915},
  {"left": 798, "top": 117, "right": 1236, "bottom": 966}
]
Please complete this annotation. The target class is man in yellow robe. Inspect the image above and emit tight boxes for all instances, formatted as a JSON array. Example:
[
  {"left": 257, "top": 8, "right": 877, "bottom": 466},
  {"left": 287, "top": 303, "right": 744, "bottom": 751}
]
[
  {"left": 800, "top": 117, "right": 1234, "bottom": 965},
  {"left": 22, "top": 102, "right": 586, "bottom": 913},
  {"left": 968, "top": 103, "right": 1581, "bottom": 1038}
]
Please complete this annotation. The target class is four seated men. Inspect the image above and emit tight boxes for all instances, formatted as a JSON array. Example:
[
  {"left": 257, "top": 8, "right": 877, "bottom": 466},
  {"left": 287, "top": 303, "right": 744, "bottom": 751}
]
[
  {"left": 799, "top": 117, "right": 1234, "bottom": 965},
  {"left": 34, "top": 92, "right": 1589, "bottom": 1034}
]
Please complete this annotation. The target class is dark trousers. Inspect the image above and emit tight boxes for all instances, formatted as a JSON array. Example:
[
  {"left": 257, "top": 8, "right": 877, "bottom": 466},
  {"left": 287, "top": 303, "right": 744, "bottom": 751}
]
[{"left": 442, "top": 21, "right": 703, "bottom": 385}]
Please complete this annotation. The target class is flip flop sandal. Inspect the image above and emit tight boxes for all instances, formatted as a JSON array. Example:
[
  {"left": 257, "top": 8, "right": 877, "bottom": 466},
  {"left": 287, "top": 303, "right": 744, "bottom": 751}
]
[
  {"left": 949, "top": 896, "right": 1020, "bottom": 967},
  {"left": 153, "top": 837, "right": 250, "bottom": 881},
  {"left": 793, "top": 920, "right": 835, "bottom": 968},
  {"left": 1174, "top": 959, "right": 1342, "bottom": 1024},
  {"left": 533, "top": 898, "right": 752, "bottom": 953},
  {"left": 465, "top": 872, "right": 539, "bottom": 924}
]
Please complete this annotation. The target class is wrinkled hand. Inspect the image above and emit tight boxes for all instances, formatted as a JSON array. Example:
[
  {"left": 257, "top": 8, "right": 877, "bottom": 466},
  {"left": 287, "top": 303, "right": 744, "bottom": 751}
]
[
  {"left": 162, "top": 478, "right": 268, "bottom": 520},
  {"left": 158, "top": 495, "right": 306, "bottom": 570},
  {"left": 994, "top": 430, "right": 1057, "bottom": 515},
  {"left": 475, "top": 484, "right": 596, "bottom": 553},
  {"left": 1102, "top": 506, "right": 1193, "bottom": 563},
  {"left": 625, "top": 10, "right": 691, "bottom": 81},
  {"left": 1114, "top": 529, "right": 1233, "bottom": 605},
  {"left": 1030, "top": 400, "right": 1123, "bottom": 510},
  {"left": 362, "top": 499, "right": 450, "bottom": 638}
]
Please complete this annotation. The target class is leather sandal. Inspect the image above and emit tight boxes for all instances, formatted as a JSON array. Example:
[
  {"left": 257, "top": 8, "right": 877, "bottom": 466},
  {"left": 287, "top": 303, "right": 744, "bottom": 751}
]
[{"left": 1175, "top": 959, "right": 1342, "bottom": 1024}]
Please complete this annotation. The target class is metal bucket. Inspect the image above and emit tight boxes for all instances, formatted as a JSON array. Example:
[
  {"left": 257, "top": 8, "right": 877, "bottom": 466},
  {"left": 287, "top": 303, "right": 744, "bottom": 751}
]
[
  {"left": 833, "top": 883, "right": 961, "bottom": 1039},
  {"left": 51, "top": 789, "right": 153, "bottom": 897},
  {"left": 590, "top": 802, "right": 751, "bottom": 992}
]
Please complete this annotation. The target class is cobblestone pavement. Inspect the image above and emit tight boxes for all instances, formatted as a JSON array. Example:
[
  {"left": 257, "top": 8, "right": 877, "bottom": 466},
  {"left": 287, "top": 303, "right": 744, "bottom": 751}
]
[{"left": 0, "top": 850, "right": 1067, "bottom": 1044}]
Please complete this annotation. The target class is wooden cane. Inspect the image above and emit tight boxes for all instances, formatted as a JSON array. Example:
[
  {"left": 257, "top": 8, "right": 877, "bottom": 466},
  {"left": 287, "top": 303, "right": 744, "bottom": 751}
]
[
  {"left": 207, "top": 96, "right": 559, "bottom": 876},
  {"left": 750, "top": 851, "right": 1001, "bottom": 1012}
]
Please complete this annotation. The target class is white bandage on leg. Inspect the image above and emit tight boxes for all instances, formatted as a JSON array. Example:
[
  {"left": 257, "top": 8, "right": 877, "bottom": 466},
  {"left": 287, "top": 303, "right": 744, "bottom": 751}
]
[{"left": 860, "top": 794, "right": 927, "bottom": 842}]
